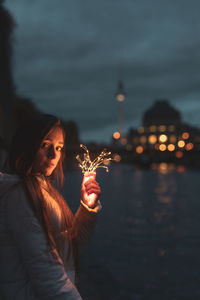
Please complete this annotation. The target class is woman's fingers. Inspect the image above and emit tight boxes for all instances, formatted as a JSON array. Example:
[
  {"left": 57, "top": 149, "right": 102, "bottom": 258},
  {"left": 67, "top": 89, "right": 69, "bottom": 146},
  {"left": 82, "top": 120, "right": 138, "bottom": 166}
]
[
  {"left": 84, "top": 182, "right": 101, "bottom": 194},
  {"left": 86, "top": 187, "right": 101, "bottom": 195}
]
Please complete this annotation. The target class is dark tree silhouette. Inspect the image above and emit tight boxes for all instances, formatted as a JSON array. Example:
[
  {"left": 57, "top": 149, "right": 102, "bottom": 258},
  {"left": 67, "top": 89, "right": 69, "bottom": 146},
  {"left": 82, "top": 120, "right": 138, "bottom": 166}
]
[{"left": 0, "top": 0, "right": 15, "bottom": 145}]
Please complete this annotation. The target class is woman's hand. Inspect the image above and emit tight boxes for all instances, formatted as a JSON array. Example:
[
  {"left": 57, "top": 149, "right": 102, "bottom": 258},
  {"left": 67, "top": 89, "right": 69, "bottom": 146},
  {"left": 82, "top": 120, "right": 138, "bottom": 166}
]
[{"left": 81, "top": 173, "right": 101, "bottom": 208}]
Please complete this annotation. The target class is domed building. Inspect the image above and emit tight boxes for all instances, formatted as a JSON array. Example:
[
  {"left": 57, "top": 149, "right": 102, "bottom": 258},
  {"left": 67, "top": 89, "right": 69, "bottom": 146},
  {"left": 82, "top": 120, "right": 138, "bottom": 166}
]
[
  {"left": 143, "top": 100, "right": 181, "bottom": 126},
  {"left": 112, "top": 99, "right": 200, "bottom": 165}
]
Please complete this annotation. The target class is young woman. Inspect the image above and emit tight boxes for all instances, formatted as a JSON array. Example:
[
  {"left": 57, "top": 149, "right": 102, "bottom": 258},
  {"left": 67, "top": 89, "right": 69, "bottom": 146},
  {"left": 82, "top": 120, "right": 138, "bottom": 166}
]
[{"left": 0, "top": 114, "right": 101, "bottom": 300}]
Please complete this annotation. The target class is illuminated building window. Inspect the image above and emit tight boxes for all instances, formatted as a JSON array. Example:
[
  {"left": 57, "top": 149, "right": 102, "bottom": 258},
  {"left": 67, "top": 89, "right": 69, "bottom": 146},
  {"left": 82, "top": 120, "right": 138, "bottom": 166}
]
[
  {"left": 149, "top": 125, "right": 157, "bottom": 132},
  {"left": 140, "top": 135, "right": 147, "bottom": 144},
  {"left": 185, "top": 143, "right": 194, "bottom": 151},
  {"left": 159, "top": 125, "right": 166, "bottom": 132},
  {"left": 169, "top": 135, "right": 177, "bottom": 143},
  {"left": 178, "top": 140, "right": 185, "bottom": 148},
  {"left": 148, "top": 134, "right": 157, "bottom": 144},
  {"left": 182, "top": 132, "right": 190, "bottom": 140},
  {"left": 168, "top": 144, "right": 175, "bottom": 151},
  {"left": 159, "top": 134, "right": 168, "bottom": 143},
  {"left": 175, "top": 151, "right": 183, "bottom": 158},
  {"left": 126, "top": 144, "right": 133, "bottom": 151},
  {"left": 113, "top": 153, "right": 121, "bottom": 162},
  {"left": 168, "top": 125, "right": 175, "bottom": 132},
  {"left": 113, "top": 131, "right": 120, "bottom": 139},
  {"left": 137, "top": 127, "right": 144, "bottom": 133},
  {"left": 136, "top": 146, "right": 144, "bottom": 154},
  {"left": 159, "top": 144, "right": 167, "bottom": 151}
]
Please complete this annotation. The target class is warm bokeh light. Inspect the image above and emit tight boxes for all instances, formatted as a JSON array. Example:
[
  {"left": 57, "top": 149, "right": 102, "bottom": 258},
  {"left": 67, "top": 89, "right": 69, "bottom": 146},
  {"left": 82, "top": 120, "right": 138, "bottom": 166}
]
[
  {"left": 113, "top": 153, "right": 121, "bottom": 162},
  {"left": 185, "top": 142, "right": 194, "bottom": 151},
  {"left": 120, "top": 137, "right": 127, "bottom": 145},
  {"left": 176, "top": 165, "right": 186, "bottom": 173},
  {"left": 159, "top": 134, "right": 168, "bottom": 143},
  {"left": 148, "top": 134, "right": 157, "bottom": 144},
  {"left": 103, "top": 159, "right": 111, "bottom": 166},
  {"left": 159, "top": 162, "right": 168, "bottom": 173},
  {"left": 155, "top": 143, "right": 160, "bottom": 150},
  {"left": 169, "top": 135, "right": 177, "bottom": 143},
  {"left": 137, "top": 127, "right": 144, "bottom": 133},
  {"left": 117, "top": 93, "right": 125, "bottom": 102},
  {"left": 175, "top": 151, "right": 183, "bottom": 158},
  {"left": 149, "top": 125, "right": 157, "bottom": 132},
  {"left": 168, "top": 125, "right": 175, "bottom": 132},
  {"left": 178, "top": 140, "right": 185, "bottom": 148},
  {"left": 182, "top": 132, "right": 190, "bottom": 140},
  {"left": 159, "top": 144, "right": 167, "bottom": 151},
  {"left": 194, "top": 136, "right": 200, "bottom": 143},
  {"left": 113, "top": 131, "right": 120, "bottom": 139},
  {"left": 136, "top": 146, "right": 144, "bottom": 154},
  {"left": 150, "top": 163, "right": 157, "bottom": 170},
  {"left": 159, "top": 125, "right": 166, "bottom": 132},
  {"left": 168, "top": 144, "right": 175, "bottom": 151},
  {"left": 140, "top": 135, "right": 147, "bottom": 144},
  {"left": 126, "top": 144, "right": 133, "bottom": 151}
]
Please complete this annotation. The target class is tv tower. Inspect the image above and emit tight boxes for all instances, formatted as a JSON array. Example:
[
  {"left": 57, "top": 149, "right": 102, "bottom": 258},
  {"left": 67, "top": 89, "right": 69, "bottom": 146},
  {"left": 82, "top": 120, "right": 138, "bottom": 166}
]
[{"left": 116, "top": 79, "right": 126, "bottom": 138}]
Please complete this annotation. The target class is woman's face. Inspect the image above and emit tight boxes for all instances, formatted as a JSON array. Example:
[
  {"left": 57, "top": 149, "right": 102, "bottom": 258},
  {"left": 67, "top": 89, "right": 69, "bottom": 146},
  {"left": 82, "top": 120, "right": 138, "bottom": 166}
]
[{"left": 32, "top": 127, "right": 64, "bottom": 176}]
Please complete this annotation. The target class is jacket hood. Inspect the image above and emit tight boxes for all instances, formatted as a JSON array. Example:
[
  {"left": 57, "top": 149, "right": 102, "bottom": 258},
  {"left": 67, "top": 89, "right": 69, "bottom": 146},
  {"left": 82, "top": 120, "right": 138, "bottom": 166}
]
[{"left": 0, "top": 172, "right": 20, "bottom": 198}]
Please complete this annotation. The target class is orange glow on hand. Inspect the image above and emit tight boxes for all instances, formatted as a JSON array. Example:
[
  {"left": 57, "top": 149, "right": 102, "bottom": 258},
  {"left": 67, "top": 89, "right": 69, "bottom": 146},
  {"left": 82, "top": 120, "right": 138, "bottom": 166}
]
[{"left": 82, "top": 172, "right": 97, "bottom": 207}]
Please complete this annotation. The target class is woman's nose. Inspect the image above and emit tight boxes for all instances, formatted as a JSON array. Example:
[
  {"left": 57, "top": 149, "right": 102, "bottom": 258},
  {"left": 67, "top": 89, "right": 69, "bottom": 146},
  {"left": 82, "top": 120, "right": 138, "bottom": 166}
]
[{"left": 47, "top": 146, "right": 56, "bottom": 159}]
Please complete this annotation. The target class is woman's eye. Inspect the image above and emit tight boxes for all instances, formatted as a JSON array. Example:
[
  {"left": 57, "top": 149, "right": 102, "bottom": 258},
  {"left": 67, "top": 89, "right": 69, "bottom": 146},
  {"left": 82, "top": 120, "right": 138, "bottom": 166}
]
[
  {"left": 57, "top": 146, "right": 63, "bottom": 152},
  {"left": 41, "top": 142, "right": 49, "bottom": 149}
]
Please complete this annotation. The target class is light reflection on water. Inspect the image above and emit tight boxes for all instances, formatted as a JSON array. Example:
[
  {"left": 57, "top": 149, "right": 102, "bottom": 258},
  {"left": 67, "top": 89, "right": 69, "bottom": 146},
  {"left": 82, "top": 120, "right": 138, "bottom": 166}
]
[{"left": 63, "top": 164, "right": 200, "bottom": 300}]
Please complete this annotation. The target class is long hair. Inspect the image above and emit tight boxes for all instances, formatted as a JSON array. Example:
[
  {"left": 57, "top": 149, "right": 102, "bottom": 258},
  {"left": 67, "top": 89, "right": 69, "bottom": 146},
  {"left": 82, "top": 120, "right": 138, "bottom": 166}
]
[{"left": 8, "top": 114, "right": 77, "bottom": 266}]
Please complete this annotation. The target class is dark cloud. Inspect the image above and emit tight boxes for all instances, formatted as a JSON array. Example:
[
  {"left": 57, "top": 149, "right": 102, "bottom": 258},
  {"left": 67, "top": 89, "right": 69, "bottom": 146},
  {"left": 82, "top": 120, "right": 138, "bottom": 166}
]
[{"left": 4, "top": 0, "right": 200, "bottom": 142}]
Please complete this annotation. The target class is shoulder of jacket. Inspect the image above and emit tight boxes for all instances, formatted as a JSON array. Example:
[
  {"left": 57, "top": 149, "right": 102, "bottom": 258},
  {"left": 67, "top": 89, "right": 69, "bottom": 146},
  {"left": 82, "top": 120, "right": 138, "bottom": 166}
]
[{"left": 5, "top": 181, "right": 35, "bottom": 220}]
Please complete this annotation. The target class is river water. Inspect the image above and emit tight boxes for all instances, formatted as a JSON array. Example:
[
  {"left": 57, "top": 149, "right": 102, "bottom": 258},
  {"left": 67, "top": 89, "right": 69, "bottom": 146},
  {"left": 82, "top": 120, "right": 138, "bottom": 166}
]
[{"left": 63, "top": 164, "right": 200, "bottom": 300}]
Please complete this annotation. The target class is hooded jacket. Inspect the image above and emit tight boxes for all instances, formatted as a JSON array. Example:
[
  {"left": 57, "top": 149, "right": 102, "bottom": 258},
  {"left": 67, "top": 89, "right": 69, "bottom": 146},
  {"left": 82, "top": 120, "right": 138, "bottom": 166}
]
[{"left": 0, "top": 173, "right": 100, "bottom": 300}]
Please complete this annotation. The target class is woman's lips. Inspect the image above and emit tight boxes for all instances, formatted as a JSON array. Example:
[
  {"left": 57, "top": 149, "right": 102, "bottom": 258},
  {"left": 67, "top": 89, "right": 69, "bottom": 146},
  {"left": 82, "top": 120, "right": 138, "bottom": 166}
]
[{"left": 46, "top": 162, "right": 55, "bottom": 168}]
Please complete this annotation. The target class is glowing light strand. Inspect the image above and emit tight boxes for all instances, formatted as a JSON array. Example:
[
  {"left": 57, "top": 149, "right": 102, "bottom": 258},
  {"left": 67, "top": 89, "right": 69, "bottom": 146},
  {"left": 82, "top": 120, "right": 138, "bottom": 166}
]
[{"left": 76, "top": 144, "right": 112, "bottom": 174}]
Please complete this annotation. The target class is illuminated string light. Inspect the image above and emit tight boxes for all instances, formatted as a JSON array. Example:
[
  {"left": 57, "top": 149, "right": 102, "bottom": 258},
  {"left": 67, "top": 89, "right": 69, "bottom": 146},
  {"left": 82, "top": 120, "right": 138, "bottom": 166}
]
[{"left": 76, "top": 144, "right": 112, "bottom": 174}]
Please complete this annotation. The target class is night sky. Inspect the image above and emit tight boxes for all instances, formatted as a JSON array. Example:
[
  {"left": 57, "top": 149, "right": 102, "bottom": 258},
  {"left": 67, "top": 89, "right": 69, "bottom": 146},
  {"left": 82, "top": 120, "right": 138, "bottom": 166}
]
[{"left": 4, "top": 0, "right": 200, "bottom": 143}]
